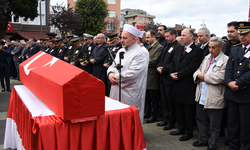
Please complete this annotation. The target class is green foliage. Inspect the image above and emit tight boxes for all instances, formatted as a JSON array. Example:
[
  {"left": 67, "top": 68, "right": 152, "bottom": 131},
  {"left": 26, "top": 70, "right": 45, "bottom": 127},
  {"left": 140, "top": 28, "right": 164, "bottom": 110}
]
[
  {"left": 74, "top": 0, "right": 108, "bottom": 36},
  {"left": 0, "top": 0, "right": 39, "bottom": 39}
]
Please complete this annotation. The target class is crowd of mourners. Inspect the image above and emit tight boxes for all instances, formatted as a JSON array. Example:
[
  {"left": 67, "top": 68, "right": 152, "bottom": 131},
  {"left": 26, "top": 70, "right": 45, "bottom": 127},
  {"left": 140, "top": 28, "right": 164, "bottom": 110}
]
[{"left": 0, "top": 20, "right": 249, "bottom": 150}]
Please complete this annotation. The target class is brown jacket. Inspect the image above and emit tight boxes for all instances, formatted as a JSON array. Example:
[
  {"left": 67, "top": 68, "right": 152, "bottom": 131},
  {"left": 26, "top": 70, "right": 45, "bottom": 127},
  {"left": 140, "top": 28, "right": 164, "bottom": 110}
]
[{"left": 146, "top": 41, "right": 163, "bottom": 90}]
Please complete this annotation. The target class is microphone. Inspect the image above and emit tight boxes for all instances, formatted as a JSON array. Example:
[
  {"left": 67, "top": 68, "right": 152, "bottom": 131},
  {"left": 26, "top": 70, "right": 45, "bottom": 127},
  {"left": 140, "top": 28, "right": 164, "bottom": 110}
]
[{"left": 103, "top": 43, "right": 120, "bottom": 48}]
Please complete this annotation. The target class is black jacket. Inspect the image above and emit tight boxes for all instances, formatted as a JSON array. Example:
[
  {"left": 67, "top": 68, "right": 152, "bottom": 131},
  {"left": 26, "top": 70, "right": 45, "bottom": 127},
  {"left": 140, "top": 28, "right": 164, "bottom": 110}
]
[
  {"left": 157, "top": 40, "right": 183, "bottom": 85},
  {"left": 170, "top": 43, "right": 204, "bottom": 104},
  {"left": 225, "top": 44, "right": 250, "bottom": 103}
]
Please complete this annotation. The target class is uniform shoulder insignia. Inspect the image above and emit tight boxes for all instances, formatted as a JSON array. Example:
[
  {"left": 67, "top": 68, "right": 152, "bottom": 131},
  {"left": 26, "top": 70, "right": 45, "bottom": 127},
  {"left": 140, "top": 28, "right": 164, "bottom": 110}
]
[{"left": 232, "top": 43, "right": 242, "bottom": 47}]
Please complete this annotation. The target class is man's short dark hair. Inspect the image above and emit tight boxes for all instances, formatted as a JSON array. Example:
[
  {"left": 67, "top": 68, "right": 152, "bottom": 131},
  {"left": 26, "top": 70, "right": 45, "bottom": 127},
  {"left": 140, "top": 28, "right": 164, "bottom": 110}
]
[
  {"left": 165, "top": 28, "right": 177, "bottom": 36},
  {"left": 188, "top": 29, "right": 194, "bottom": 36},
  {"left": 148, "top": 30, "right": 156, "bottom": 37},
  {"left": 30, "top": 37, "right": 36, "bottom": 42},
  {"left": 159, "top": 25, "right": 167, "bottom": 31},
  {"left": 6, "top": 39, "right": 11, "bottom": 43},
  {"left": 49, "top": 40, "right": 56, "bottom": 44},
  {"left": 138, "top": 37, "right": 142, "bottom": 43},
  {"left": 227, "top": 21, "right": 238, "bottom": 30},
  {"left": 15, "top": 40, "right": 20, "bottom": 43}
]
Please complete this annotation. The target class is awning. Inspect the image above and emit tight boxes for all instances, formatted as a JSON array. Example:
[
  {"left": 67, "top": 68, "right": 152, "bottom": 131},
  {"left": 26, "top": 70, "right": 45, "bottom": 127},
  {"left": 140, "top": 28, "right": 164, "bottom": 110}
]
[{"left": 9, "top": 31, "right": 48, "bottom": 41}]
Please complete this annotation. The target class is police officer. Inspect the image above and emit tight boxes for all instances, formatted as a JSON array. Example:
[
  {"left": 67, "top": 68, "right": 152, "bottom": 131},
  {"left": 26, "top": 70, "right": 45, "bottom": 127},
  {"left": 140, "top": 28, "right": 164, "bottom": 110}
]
[
  {"left": 69, "top": 38, "right": 84, "bottom": 68},
  {"left": 64, "top": 36, "right": 75, "bottom": 63},
  {"left": 56, "top": 39, "right": 67, "bottom": 60},
  {"left": 39, "top": 39, "right": 47, "bottom": 51},
  {"left": 225, "top": 21, "right": 250, "bottom": 150},
  {"left": 103, "top": 33, "right": 122, "bottom": 69},
  {"left": 79, "top": 33, "right": 97, "bottom": 74},
  {"left": 103, "top": 33, "right": 122, "bottom": 96}
]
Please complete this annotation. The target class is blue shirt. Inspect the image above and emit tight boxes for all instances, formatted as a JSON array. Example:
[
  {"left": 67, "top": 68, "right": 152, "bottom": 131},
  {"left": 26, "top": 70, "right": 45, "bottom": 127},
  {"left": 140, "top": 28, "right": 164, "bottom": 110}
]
[{"left": 199, "top": 52, "right": 222, "bottom": 105}]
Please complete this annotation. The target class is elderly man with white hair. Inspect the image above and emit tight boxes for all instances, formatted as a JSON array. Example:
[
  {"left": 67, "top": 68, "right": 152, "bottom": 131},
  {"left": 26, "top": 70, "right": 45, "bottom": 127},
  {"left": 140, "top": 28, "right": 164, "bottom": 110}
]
[
  {"left": 107, "top": 24, "right": 149, "bottom": 124},
  {"left": 193, "top": 37, "right": 228, "bottom": 150}
]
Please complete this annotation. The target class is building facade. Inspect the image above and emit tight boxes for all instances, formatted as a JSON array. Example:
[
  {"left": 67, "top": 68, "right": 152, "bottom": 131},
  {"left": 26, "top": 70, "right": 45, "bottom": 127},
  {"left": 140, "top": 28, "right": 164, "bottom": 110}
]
[
  {"left": 121, "top": 9, "right": 155, "bottom": 29},
  {"left": 68, "top": 0, "right": 121, "bottom": 34}
]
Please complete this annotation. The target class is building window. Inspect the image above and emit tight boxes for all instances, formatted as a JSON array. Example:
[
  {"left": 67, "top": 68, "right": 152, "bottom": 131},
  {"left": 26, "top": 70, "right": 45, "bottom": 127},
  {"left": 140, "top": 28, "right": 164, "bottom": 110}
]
[
  {"left": 145, "top": 18, "right": 148, "bottom": 22},
  {"left": 74, "top": 0, "right": 77, "bottom": 2},
  {"left": 108, "top": 0, "right": 116, "bottom": 4},
  {"left": 128, "top": 18, "right": 132, "bottom": 21},
  {"left": 107, "top": 23, "right": 116, "bottom": 31},
  {"left": 139, "top": 17, "right": 143, "bottom": 20},
  {"left": 108, "top": 11, "right": 116, "bottom": 18}
]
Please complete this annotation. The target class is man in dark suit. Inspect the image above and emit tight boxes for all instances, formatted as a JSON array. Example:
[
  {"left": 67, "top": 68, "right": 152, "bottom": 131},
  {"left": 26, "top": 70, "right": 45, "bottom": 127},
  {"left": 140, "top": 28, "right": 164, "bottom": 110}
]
[
  {"left": 222, "top": 21, "right": 241, "bottom": 56},
  {"left": 197, "top": 28, "right": 210, "bottom": 56},
  {"left": 89, "top": 33, "right": 109, "bottom": 94},
  {"left": 46, "top": 40, "right": 59, "bottom": 57},
  {"left": 225, "top": 21, "right": 250, "bottom": 150},
  {"left": 156, "top": 28, "right": 182, "bottom": 130},
  {"left": 169, "top": 28, "right": 204, "bottom": 141},
  {"left": 157, "top": 25, "right": 168, "bottom": 48},
  {"left": 26, "top": 38, "right": 40, "bottom": 59},
  {"left": 11, "top": 40, "right": 23, "bottom": 80},
  {"left": 5, "top": 39, "right": 15, "bottom": 79},
  {"left": 0, "top": 40, "right": 11, "bottom": 92},
  {"left": 144, "top": 30, "right": 163, "bottom": 123},
  {"left": 80, "top": 33, "right": 97, "bottom": 74}
]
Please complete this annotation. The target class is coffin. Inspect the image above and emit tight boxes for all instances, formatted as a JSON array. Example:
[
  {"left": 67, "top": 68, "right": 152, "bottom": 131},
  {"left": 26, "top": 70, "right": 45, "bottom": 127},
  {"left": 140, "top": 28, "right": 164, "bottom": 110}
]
[{"left": 19, "top": 51, "right": 105, "bottom": 120}]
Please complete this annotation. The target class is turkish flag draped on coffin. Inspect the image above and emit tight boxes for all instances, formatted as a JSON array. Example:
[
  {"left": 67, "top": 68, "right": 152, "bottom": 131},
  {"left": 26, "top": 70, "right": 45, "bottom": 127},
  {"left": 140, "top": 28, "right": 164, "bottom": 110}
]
[{"left": 19, "top": 51, "right": 105, "bottom": 120}]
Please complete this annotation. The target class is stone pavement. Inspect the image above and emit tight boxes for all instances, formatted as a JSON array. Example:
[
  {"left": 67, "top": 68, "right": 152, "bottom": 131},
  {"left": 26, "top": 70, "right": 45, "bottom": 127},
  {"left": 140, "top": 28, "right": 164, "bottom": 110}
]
[{"left": 0, "top": 80, "right": 229, "bottom": 150}]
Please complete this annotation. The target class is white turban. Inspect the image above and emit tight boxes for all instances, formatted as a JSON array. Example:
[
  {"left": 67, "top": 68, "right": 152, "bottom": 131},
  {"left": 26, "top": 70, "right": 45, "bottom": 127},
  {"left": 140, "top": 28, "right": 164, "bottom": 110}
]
[{"left": 123, "top": 24, "right": 141, "bottom": 38}]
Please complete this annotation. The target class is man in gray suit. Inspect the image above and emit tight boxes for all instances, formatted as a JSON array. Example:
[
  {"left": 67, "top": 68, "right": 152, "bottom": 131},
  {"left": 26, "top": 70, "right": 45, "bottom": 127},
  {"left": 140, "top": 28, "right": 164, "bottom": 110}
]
[{"left": 11, "top": 40, "right": 23, "bottom": 80}]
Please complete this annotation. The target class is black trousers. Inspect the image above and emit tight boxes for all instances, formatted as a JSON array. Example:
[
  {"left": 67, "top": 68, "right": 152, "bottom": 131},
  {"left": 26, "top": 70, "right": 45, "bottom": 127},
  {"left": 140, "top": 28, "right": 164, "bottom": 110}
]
[
  {"left": 228, "top": 100, "right": 250, "bottom": 150},
  {"left": 175, "top": 102, "right": 195, "bottom": 135},
  {"left": 160, "top": 83, "right": 176, "bottom": 124},
  {"left": 196, "top": 104, "right": 223, "bottom": 148},
  {"left": 10, "top": 59, "right": 17, "bottom": 78},
  {"left": 0, "top": 63, "right": 10, "bottom": 90},
  {"left": 145, "top": 89, "right": 160, "bottom": 118}
]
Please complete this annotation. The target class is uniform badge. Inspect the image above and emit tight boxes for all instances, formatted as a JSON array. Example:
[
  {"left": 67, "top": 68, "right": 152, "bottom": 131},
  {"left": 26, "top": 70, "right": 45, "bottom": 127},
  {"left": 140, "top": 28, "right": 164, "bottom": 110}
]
[
  {"left": 75, "top": 50, "right": 79, "bottom": 54},
  {"left": 59, "top": 49, "right": 63, "bottom": 53},
  {"left": 244, "top": 51, "right": 250, "bottom": 58},
  {"left": 216, "top": 61, "right": 223, "bottom": 67},
  {"left": 88, "top": 47, "right": 92, "bottom": 50},
  {"left": 168, "top": 47, "right": 173, "bottom": 53},
  {"left": 112, "top": 47, "right": 116, "bottom": 51},
  {"left": 69, "top": 46, "right": 72, "bottom": 49},
  {"left": 89, "top": 51, "right": 91, "bottom": 55},
  {"left": 185, "top": 48, "right": 192, "bottom": 53},
  {"left": 51, "top": 49, "right": 54, "bottom": 53}
]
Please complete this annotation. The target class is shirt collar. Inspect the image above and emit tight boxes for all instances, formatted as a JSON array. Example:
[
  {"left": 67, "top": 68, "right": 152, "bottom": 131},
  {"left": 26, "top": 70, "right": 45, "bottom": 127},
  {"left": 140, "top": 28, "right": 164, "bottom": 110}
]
[
  {"left": 242, "top": 44, "right": 250, "bottom": 50},
  {"left": 185, "top": 42, "right": 193, "bottom": 49},
  {"left": 151, "top": 41, "right": 157, "bottom": 47},
  {"left": 209, "top": 51, "right": 222, "bottom": 62}
]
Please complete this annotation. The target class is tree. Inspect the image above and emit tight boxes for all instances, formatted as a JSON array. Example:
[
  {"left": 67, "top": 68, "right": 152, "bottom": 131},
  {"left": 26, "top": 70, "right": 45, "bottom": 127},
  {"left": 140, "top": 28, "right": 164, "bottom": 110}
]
[
  {"left": 0, "top": 0, "right": 39, "bottom": 39},
  {"left": 49, "top": 3, "right": 84, "bottom": 35},
  {"left": 144, "top": 21, "right": 162, "bottom": 33},
  {"left": 74, "top": 0, "right": 108, "bottom": 36}
]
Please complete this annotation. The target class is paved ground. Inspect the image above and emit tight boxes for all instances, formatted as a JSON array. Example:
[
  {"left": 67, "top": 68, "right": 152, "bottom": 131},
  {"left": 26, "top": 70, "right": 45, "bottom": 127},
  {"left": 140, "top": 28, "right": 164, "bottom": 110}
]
[{"left": 0, "top": 80, "right": 229, "bottom": 150}]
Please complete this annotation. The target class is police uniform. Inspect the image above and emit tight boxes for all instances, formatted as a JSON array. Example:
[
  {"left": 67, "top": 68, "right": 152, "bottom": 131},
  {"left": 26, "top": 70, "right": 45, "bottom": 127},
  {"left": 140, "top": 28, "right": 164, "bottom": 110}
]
[
  {"left": 79, "top": 33, "right": 97, "bottom": 74},
  {"left": 224, "top": 22, "right": 250, "bottom": 150},
  {"left": 103, "top": 33, "right": 122, "bottom": 65},
  {"left": 103, "top": 33, "right": 122, "bottom": 96},
  {"left": 70, "top": 38, "right": 84, "bottom": 67},
  {"left": 64, "top": 36, "right": 76, "bottom": 63},
  {"left": 55, "top": 39, "right": 67, "bottom": 60},
  {"left": 39, "top": 39, "right": 47, "bottom": 51}
]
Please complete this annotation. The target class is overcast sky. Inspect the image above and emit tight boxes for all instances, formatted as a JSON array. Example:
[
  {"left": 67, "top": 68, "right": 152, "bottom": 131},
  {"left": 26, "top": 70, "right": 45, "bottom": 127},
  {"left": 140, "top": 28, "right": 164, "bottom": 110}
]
[{"left": 51, "top": 0, "right": 249, "bottom": 37}]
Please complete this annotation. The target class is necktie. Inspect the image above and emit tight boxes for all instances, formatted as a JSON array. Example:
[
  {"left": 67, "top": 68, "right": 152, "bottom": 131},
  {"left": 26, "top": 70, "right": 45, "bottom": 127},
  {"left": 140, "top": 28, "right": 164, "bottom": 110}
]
[
  {"left": 243, "top": 47, "right": 247, "bottom": 55},
  {"left": 183, "top": 47, "right": 187, "bottom": 54},
  {"left": 98, "top": 45, "right": 100, "bottom": 48}
]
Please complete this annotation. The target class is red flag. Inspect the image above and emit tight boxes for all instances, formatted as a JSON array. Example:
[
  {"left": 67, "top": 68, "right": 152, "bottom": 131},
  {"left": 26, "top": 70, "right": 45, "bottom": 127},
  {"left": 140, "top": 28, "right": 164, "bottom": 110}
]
[
  {"left": 6, "top": 22, "right": 13, "bottom": 33},
  {"left": 136, "top": 25, "right": 146, "bottom": 31}
]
